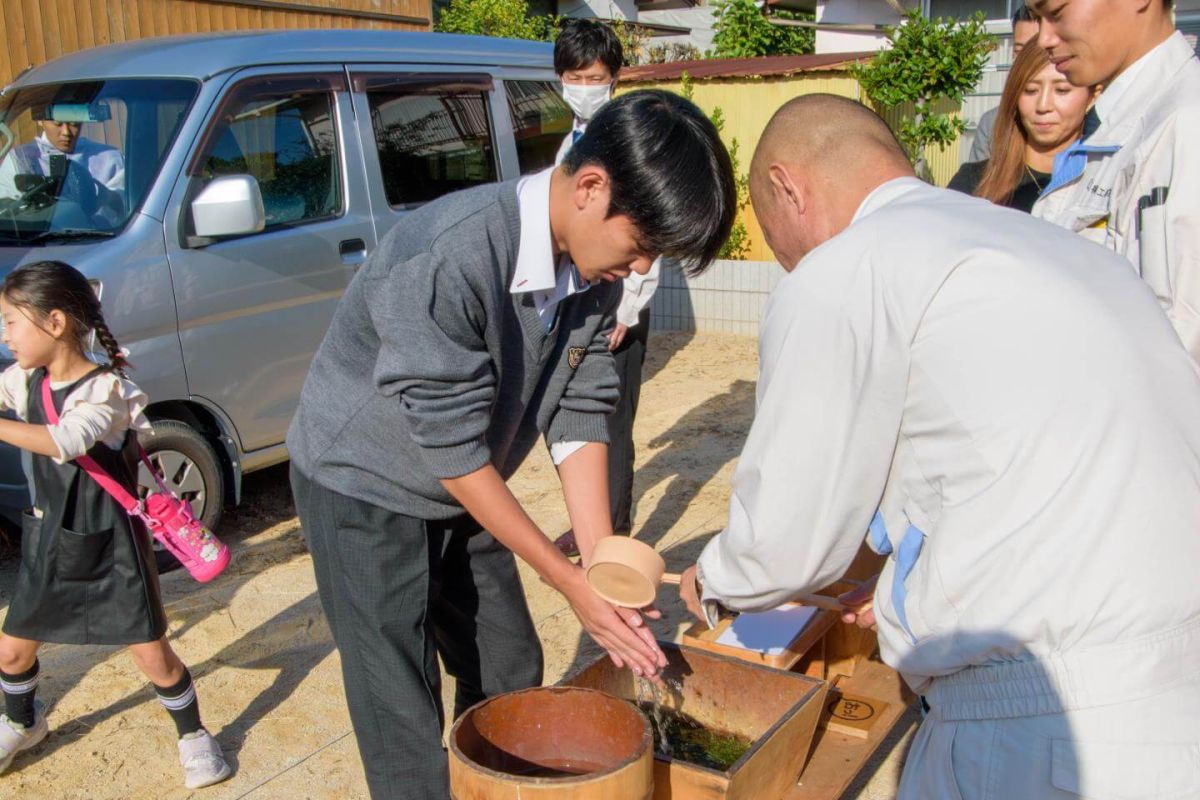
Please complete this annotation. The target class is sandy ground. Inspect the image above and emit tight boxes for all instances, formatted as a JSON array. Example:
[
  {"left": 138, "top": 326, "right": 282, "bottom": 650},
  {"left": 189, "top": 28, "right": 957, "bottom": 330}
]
[{"left": 0, "top": 331, "right": 916, "bottom": 799}]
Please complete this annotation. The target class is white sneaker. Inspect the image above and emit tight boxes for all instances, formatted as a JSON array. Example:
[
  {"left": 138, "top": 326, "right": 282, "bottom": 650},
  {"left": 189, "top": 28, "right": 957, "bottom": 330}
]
[
  {"left": 0, "top": 700, "right": 48, "bottom": 774},
  {"left": 178, "top": 729, "right": 232, "bottom": 790}
]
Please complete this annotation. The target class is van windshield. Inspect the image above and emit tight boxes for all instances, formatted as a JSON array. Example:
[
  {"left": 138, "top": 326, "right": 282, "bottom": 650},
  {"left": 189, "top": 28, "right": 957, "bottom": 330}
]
[{"left": 0, "top": 78, "right": 197, "bottom": 244}]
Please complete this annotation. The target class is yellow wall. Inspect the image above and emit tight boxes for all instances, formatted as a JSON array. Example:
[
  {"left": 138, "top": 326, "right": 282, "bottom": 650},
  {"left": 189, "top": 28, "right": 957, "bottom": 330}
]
[
  {"left": 621, "top": 71, "right": 961, "bottom": 261},
  {"left": 877, "top": 96, "right": 963, "bottom": 188}
]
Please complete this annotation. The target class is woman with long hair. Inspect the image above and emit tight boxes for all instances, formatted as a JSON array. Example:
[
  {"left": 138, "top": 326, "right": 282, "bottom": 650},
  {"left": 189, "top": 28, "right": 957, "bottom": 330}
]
[{"left": 949, "top": 43, "right": 1095, "bottom": 212}]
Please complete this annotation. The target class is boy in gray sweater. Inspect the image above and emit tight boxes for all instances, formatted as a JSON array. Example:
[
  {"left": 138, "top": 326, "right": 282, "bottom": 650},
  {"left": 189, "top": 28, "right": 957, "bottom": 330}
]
[{"left": 287, "top": 90, "right": 735, "bottom": 800}]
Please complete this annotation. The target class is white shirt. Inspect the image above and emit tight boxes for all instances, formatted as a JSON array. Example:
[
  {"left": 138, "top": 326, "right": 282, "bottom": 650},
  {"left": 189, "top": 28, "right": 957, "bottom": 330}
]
[
  {"left": 0, "top": 134, "right": 125, "bottom": 200},
  {"left": 0, "top": 365, "right": 151, "bottom": 464},
  {"left": 698, "top": 178, "right": 1200, "bottom": 698},
  {"left": 553, "top": 119, "right": 588, "bottom": 168},
  {"left": 513, "top": 167, "right": 591, "bottom": 465},
  {"left": 617, "top": 261, "right": 661, "bottom": 327},
  {"left": 554, "top": 122, "right": 659, "bottom": 331},
  {"left": 1034, "top": 32, "right": 1200, "bottom": 361}
]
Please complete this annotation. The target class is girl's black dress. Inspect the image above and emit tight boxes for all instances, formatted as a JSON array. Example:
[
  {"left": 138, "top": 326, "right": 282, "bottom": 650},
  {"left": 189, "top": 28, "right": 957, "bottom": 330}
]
[{"left": 3, "top": 367, "right": 167, "bottom": 645}]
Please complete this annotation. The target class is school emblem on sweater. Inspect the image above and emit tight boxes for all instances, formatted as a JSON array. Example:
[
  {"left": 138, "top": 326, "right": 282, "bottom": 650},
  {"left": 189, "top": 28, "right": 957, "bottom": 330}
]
[{"left": 568, "top": 347, "right": 586, "bottom": 370}]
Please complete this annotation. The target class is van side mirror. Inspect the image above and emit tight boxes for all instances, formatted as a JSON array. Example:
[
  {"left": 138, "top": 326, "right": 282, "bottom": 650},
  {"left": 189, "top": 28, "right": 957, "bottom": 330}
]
[{"left": 188, "top": 174, "right": 265, "bottom": 247}]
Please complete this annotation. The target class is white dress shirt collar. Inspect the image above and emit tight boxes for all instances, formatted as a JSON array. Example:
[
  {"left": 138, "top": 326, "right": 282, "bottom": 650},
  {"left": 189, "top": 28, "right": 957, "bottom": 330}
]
[
  {"left": 511, "top": 167, "right": 590, "bottom": 332},
  {"left": 511, "top": 167, "right": 560, "bottom": 294}
]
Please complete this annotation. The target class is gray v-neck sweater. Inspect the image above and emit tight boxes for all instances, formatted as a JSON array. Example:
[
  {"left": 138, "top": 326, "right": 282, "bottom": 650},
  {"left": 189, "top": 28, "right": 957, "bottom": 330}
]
[{"left": 287, "top": 180, "right": 621, "bottom": 519}]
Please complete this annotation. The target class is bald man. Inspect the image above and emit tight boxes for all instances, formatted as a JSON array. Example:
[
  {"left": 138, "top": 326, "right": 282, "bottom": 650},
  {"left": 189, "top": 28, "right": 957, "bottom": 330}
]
[{"left": 679, "top": 94, "right": 1200, "bottom": 798}]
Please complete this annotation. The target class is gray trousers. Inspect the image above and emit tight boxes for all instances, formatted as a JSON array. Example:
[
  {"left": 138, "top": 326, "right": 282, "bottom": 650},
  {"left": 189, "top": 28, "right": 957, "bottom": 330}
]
[
  {"left": 291, "top": 466, "right": 544, "bottom": 800},
  {"left": 607, "top": 308, "right": 649, "bottom": 534},
  {"left": 900, "top": 676, "right": 1200, "bottom": 799}
]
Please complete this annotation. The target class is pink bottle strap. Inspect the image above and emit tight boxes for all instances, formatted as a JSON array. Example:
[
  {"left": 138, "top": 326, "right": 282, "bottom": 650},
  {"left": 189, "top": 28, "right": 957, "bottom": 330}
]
[{"left": 39, "top": 374, "right": 155, "bottom": 516}]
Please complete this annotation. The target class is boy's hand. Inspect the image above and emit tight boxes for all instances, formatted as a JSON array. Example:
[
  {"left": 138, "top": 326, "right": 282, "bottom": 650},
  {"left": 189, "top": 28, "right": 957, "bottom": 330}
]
[
  {"left": 607, "top": 324, "right": 628, "bottom": 351},
  {"left": 561, "top": 567, "right": 667, "bottom": 679}
]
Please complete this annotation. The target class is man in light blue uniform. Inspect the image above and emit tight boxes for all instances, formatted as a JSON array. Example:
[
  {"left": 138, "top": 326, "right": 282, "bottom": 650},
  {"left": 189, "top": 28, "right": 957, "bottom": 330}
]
[{"left": 0, "top": 115, "right": 125, "bottom": 225}]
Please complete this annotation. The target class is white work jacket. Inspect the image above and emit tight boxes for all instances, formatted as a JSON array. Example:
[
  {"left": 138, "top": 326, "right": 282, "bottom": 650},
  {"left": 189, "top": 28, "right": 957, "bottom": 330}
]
[
  {"left": 698, "top": 178, "right": 1200, "bottom": 713},
  {"left": 1034, "top": 32, "right": 1200, "bottom": 361}
]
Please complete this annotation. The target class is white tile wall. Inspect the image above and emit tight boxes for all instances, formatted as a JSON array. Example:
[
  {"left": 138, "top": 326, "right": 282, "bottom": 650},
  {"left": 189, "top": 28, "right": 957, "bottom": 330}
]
[{"left": 650, "top": 259, "right": 784, "bottom": 336}]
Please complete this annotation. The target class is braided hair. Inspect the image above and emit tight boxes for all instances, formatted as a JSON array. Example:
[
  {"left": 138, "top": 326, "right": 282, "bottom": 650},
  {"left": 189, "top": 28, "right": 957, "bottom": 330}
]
[{"left": 1, "top": 260, "right": 130, "bottom": 376}]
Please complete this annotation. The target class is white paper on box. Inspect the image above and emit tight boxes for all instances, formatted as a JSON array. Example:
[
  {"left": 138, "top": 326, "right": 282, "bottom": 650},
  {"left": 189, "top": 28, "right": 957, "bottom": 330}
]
[{"left": 714, "top": 604, "right": 821, "bottom": 656}]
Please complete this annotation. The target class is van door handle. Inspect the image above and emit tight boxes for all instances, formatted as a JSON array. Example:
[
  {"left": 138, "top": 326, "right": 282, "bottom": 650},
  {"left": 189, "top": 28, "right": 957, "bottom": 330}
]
[{"left": 339, "top": 238, "right": 368, "bottom": 267}]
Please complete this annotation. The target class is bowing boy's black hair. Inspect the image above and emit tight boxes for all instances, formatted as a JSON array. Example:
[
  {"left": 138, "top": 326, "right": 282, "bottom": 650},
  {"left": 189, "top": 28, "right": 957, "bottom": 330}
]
[
  {"left": 564, "top": 89, "right": 736, "bottom": 276},
  {"left": 554, "top": 19, "right": 624, "bottom": 78}
]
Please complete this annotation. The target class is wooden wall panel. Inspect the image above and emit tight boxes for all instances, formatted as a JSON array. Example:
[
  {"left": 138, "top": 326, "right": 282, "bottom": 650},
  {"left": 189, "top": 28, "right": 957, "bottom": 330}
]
[
  {"left": 0, "top": 0, "right": 433, "bottom": 87},
  {"left": 20, "top": 0, "right": 46, "bottom": 70}
]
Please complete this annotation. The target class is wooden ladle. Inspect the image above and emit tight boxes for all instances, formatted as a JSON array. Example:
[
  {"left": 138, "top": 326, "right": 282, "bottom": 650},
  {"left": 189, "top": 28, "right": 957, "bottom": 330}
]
[{"left": 585, "top": 536, "right": 848, "bottom": 612}]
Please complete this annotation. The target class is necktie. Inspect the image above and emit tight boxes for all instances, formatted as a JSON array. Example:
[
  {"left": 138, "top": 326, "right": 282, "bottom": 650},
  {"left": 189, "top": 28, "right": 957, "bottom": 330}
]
[
  {"left": 572, "top": 129, "right": 584, "bottom": 145},
  {"left": 1082, "top": 107, "right": 1102, "bottom": 140}
]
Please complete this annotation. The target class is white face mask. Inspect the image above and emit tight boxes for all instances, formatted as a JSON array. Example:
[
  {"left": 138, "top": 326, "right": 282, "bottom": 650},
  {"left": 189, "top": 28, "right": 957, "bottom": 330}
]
[{"left": 561, "top": 83, "right": 612, "bottom": 122}]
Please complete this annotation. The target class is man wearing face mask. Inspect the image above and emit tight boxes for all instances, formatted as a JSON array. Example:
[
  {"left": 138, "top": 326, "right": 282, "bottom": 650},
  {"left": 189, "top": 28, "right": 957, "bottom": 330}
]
[
  {"left": 552, "top": 19, "right": 662, "bottom": 558},
  {"left": 554, "top": 19, "right": 623, "bottom": 165}
]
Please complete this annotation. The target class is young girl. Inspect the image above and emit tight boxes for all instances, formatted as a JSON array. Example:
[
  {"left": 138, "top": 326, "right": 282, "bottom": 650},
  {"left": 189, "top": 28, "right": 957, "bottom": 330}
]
[{"left": 0, "top": 261, "right": 230, "bottom": 789}]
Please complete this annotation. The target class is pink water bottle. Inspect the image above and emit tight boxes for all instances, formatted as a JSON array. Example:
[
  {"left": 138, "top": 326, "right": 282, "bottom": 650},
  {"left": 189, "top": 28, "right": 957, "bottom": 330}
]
[{"left": 142, "top": 493, "right": 231, "bottom": 583}]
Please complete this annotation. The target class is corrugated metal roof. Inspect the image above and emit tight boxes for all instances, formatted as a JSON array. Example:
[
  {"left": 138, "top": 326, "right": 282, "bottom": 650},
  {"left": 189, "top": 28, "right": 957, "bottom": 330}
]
[{"left": 620, "top": 51, "right": 874, "bottom": 82}]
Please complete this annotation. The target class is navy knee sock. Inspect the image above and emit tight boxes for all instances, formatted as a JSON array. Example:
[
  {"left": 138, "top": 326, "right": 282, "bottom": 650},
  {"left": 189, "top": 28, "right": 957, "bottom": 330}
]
[
  {"left": 155, "top": 669, "right": 203, "bottom": 738},
  {"left": 1, "top": 660, "right": 40, "bottom": 728}
]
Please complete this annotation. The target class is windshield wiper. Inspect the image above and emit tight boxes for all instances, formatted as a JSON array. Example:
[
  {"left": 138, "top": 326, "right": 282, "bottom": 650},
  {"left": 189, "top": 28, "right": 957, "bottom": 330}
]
[{"left": 27, "top": 229, "right": 116, "bottom": 244}]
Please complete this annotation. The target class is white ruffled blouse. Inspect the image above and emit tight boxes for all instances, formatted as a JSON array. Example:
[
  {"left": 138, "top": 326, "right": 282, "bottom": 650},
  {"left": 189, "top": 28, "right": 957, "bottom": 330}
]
[{"left": 0, "top": 364, "right": 152, "bottom": 464}]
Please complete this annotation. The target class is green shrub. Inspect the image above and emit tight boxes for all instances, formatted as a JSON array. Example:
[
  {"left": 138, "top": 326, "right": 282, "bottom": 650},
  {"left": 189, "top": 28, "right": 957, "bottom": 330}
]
[{"left": 852, "top": 9, "right": 993, "bottom": 178}]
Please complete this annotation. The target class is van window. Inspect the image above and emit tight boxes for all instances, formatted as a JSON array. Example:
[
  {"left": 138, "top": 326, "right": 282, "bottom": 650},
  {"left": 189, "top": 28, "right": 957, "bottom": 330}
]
[
  {"left": 0, "top": 78, "right": 196, "bottom": 243},
  {"left": 197, "top": 81, "right": 341, "bottom": 228},
  {"left": 505, "top": 81, "right": 573, "bottom": 174},
  {"left": 363, "top": 76, "right": 497, "bottom": 207}
]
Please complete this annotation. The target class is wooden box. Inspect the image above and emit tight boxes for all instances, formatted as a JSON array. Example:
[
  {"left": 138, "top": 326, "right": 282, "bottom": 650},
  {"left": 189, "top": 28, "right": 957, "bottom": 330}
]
[
  {"left": 562, "top": 642, "right": 828, "bottom": 800},
  {"left": 680, "top": 606, "right": 840, "bottom": 672}
]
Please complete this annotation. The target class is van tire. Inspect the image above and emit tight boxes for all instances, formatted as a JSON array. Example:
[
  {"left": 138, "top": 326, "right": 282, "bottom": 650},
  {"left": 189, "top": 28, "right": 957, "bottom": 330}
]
[{"left": 138, "top": 420, "right": 225, "bottom": 575}]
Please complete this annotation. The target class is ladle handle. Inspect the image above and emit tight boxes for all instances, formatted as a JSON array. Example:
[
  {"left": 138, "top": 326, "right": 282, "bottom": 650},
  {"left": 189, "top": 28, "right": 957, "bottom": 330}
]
[
  {"left": 797, "top": 593, "right": 849, "bottom": 613},
  {"left": 655, "top": 577, "right": 846, "bottom": 611}
]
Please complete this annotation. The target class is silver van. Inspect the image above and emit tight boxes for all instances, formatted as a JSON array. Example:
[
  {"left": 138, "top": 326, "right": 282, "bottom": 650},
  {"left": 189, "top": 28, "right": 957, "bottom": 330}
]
[{"left": 0, "top": 31, "right": 573, "bottom": 561}]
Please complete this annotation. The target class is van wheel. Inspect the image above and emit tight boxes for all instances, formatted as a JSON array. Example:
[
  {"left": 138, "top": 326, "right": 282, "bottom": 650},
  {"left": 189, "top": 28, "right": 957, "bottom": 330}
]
[{"left": 138, "top": 420, "right": 226, "bottom": 575}]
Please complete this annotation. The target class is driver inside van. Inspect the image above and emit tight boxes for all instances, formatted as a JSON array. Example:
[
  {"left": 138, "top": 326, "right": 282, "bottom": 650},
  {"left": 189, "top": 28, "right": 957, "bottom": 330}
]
[{"left": 0, "top": 113, "right": 126, "bottom": 225}]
